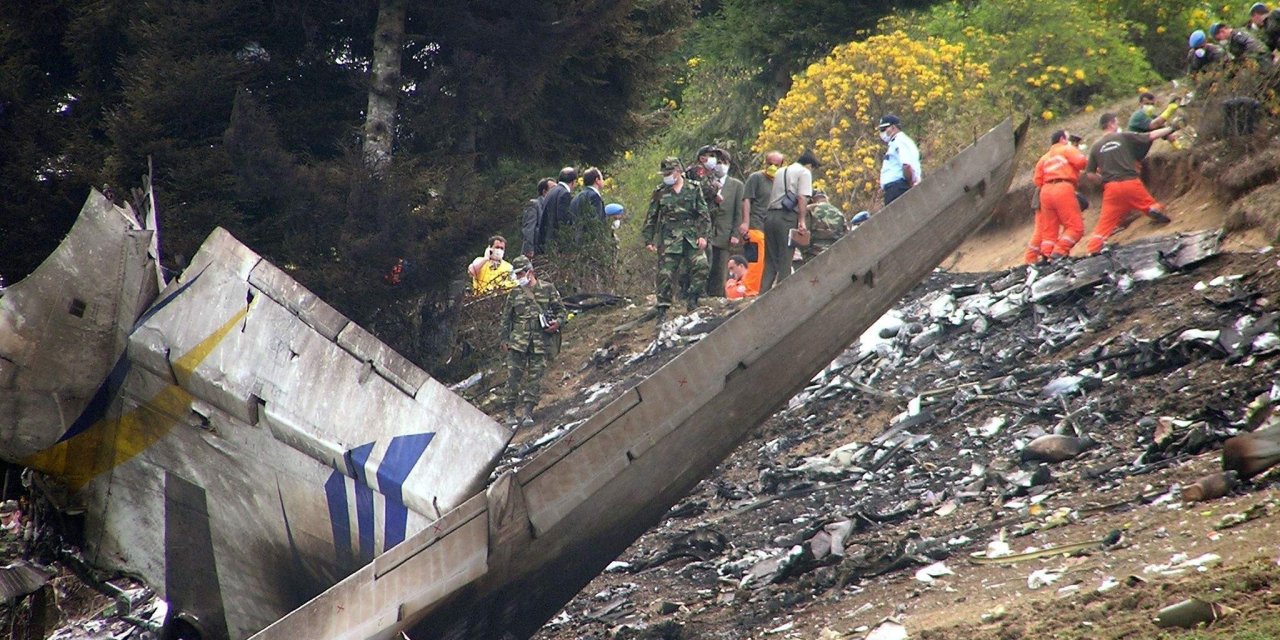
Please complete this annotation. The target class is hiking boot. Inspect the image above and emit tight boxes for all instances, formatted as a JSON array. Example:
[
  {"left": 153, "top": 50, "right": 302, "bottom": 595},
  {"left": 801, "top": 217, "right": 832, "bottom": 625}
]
[
  {"left": 505, "top": 409, "right": 519, "bottom": 428},
  {"left": 654, "top": 306, "right": 668, "bottom": 324},
  {"left": 1146, "top": 209, "right": 1171, "bottom": 224},
  {"left": 685, "top": 295, "right": 700, "bottom": 312},
  {"left": 519, "top": 404, "right": 535, "bottom": 427}
]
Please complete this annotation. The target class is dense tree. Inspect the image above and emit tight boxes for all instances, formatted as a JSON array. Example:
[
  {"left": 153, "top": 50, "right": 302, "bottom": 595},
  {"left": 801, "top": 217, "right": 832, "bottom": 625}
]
[{"left": 0, "top": 0, "right": 693, "bottom": 374}]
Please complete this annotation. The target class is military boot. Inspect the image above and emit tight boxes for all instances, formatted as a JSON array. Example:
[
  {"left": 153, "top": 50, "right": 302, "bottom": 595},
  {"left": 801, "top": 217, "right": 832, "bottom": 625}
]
[
  {"left": 686, "top": 295, "right": 700, "bottom": 312},
  {"left": 654, "top": 306, "right": 668, "bottom": 324},
  {"left": 520, "top": 404, "right": 535, "bottom": 427},
  {"left": 505, "top": 407, "right": 520, "bottom": 428}
]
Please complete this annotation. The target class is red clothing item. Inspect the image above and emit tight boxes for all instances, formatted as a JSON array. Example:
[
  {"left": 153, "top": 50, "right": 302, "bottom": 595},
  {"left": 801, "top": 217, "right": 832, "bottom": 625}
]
[
  {"left": 1086, "top": 178, "right": 1162, "bottom": 254},
  {"left": 1033, "top": 142, "right": 1087, "bottom": 186}
]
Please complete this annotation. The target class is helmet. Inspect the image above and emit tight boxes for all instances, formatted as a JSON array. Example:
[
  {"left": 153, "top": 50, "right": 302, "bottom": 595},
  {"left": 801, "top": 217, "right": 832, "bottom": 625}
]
[
  {"left": 1209, "top": 22, "right": 1225, "bottom": 38},
  {"left": 1189, "top": 29, "right": 1206, "bottom": 48},
  {"left": 604, "top": 203, "right": 625, "bottom": 216},
  {"left": 511, "top": 255, "right": 532, "bottom": 273},
  {"left": 659, "top": 156, "right": 682, "bottom": 172}
]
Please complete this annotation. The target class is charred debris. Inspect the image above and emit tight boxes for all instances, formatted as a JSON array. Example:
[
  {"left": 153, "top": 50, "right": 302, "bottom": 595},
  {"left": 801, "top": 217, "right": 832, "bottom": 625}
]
[{"left": 510, "top": 230, "right": 1280, "bottom": 638}]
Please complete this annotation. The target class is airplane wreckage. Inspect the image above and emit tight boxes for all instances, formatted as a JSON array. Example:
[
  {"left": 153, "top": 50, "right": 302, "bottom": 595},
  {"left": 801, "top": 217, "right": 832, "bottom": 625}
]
[{"left": 0, "top": 120, "right": 1024, "bottom": 639}]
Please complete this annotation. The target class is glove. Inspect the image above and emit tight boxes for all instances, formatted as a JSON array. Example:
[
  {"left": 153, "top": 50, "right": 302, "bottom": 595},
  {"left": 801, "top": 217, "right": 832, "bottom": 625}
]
[{"left": 1159, "top": 103, "right": 1179, "bottom": 121}]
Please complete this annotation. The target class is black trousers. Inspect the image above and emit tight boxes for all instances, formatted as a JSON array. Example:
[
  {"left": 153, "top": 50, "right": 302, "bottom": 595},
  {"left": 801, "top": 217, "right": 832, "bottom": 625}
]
[{"left": 883, "top": 178, "right": 911, "bottom": 206}]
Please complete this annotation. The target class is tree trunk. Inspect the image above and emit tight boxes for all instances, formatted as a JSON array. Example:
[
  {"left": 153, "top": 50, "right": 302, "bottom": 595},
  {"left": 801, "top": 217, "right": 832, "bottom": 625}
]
[{"left": 363, "top": 0, "right": 406, "bottom": 173}]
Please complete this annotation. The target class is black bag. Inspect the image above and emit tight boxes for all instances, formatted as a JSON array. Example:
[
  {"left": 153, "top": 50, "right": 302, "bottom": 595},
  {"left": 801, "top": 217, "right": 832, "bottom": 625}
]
[
  {"left": 743, "top": 235, "right": 759, "bottom": 262},
  {"left": 1076, "top": 191, "right": 1090, "bottom": 211},
  {"left": 778, "top": 167, "right": 798, "bottom": 211}
]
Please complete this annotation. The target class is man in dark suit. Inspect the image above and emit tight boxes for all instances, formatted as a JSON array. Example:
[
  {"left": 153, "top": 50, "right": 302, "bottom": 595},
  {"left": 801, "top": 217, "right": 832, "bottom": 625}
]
[{"left": 537, "top": 167, "right": 577, "bottom": 252}]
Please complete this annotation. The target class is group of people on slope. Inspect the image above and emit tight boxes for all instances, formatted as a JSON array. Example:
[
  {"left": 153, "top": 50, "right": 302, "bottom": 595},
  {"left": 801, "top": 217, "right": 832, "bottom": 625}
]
[
  {"left": 1025, "top": 94, "right": 1182, "bottom": 265},
  {"left": 642, "top": 115, "right": 917, "bottom": 321},
  {"left": 1187, "top": 2, "right": 1280, "bottom": 72},
  {"left": 477, "top": 112, "right": 923, "bottom": 428}
]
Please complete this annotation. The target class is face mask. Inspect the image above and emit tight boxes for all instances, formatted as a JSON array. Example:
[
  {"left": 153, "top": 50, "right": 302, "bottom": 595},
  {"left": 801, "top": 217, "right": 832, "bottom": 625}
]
[
  {"left": 516, "top": 275, "right": 530, "bottom": 287},
  {"left": 611, "top": 218, "right": 621, "bottom": 230},
  {"left": 663, "top": 174, "right": 677, "bottom": 186},
  {"left": 1195, "top": 48, "right": 1206, "bottom": 58},
  {"left": 704, "top": 157, "right": 718, "bottom": 169},
  {"left": 715, "top": 163, "right": 729, "bottom": 178},
  {"left": 764, "top": 165, "right": 778, "bottom": 179},
  {"left": 1142, "top": 104, "right": 1157, "bottom": 115},
  {"left": 490, "top": 248, "right": 504, "bottom": 261},
  {"left": 879, "top": 131, "right": 891, "bottom": 143}
]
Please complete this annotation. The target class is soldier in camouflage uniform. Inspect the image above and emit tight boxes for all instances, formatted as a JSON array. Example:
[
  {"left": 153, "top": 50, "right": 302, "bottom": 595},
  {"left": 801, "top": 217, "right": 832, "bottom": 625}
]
[
  {"left": 500, "top": 255, "right": 566, "bottom": 427},
  {"left": 643, "top": 156, "right": 711, "bottom": 321},
  {"left": 800, "top": 190, "right": 848, "bottom": 263}
]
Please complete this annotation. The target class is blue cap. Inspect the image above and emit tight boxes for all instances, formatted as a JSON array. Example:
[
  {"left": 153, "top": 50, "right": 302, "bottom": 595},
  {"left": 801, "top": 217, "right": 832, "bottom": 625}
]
[
  {"left": 1251, "top": 3, "right": 1268, "bottom": 14},
  {"left": 605, "top": 203, "right": 625, "bottom": 216},
  {"left": 1189, "top": 29, "right": 1206, "bottom": 48},
  {"left": 1209, "top": 22, "right": 1226, "bottom": 37},
  {"left": 851, "top": 211, "right": 871, "bottom": 224}
]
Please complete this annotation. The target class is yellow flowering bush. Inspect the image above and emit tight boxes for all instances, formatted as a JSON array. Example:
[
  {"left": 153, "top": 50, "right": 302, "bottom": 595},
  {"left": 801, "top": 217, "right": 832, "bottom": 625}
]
[
  {"left": 887, "top": 0, "right": 1158, "bottom": 113},
  {"left": 752, "top": 32, "right": 989, "bottom": 210}
]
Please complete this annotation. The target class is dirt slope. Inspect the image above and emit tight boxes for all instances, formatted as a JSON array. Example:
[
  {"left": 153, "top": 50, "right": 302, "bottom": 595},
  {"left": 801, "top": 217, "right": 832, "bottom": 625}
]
[{"left": 508, "top": 106, "right": 1280, "bottom": 640}]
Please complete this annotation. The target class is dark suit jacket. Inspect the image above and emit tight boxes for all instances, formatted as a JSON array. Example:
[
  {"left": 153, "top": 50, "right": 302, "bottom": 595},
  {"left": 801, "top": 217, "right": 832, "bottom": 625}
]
[
  {"left": 569, "top": 188, "right": 605, "bottom": 224},
  {"left": 538, "top": 183, "right": 572, "bottom": 249}
]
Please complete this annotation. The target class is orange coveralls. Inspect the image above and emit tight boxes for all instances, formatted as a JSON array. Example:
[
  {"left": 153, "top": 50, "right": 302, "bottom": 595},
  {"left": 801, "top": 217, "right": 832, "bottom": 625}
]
[
  {"left": 1084, "top": 131, "right": 1166, "bottom": 254},
  {"left": 1085, "top": 179, "right": 1160, "bottom": 254},
  {"left": 741, "top": 228, "right": 765, "bottom": 296},
  {"left": 1025, "top": 142, "right": 1087, "bottom": 263}
]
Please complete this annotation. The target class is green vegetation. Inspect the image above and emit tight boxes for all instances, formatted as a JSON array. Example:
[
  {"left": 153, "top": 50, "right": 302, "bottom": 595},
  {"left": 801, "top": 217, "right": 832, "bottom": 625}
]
[{"left": 3, "top": 0, "right": 1277, "bottom": 379}]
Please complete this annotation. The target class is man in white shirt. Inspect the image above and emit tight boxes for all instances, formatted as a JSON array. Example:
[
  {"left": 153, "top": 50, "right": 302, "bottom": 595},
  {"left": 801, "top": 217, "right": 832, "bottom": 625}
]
[
  {"left": 760, "top": 150, "right": 819, "bottom": 293},
  {"left": 877, "top": 114, "right": 921, "bottom": 207}
]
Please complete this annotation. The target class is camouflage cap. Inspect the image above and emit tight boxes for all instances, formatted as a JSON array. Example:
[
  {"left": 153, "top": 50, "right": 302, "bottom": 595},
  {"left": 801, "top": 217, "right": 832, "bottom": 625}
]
[
  {"left": 511, "top": 255, "right": 532, "bottom": 273},
  {"left": 659, "top": 156, "right": 682, "bottom": 173}
]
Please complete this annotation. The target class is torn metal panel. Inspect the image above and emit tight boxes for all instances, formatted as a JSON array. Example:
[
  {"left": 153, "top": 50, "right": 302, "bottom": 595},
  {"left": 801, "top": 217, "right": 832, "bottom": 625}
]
[
  {"left": 4, "top": 205, "right": 512, "bottom": 638},
  {"left": 0, "top": 188, "right": 160, "bottom": 459},
  {"left": 1030, "top": 230, "right": 1222, "bottom": 302},
  {"left": 249, "top": 119, "right": 1023, "bottom": 640},
  {"left": 0, "top": 560, "right": 53, "bottom": 602}
]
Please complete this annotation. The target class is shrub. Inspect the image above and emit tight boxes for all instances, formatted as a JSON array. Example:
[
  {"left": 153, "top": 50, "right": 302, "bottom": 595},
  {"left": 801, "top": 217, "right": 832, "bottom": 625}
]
[
  {"left": 752, "top": 31, "right": 991, "bottom": 211},
  {"left": 888, "top": 0, "right": 1160, "bottom": 114}
]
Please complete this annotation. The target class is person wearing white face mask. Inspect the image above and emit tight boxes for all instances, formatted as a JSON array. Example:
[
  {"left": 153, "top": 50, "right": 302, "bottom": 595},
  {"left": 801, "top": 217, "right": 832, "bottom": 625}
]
[
  {"left": 467, "top": 235, "right": 516, "bottom": 295},
  {"left": 877, "top": 114, "right": 921, "bottom": 207},
  {"left": 705, "top": 149, "right": 746, "bottom": 297}
]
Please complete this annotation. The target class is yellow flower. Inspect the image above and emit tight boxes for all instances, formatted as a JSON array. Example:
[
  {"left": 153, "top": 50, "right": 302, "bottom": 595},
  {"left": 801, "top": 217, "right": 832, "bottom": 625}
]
[
  {"left": 1041, "top": 110, "right": 1054, "bottom": 121},
  {"left": 1074, "top": 69, "right": 1086, "bottom": 80},
  {"left": 1156, "top": 25, "right": 1166, "bottom": 34},
  {"left": 1085, "top": 105, "right": 1095, "bottom": 113}
]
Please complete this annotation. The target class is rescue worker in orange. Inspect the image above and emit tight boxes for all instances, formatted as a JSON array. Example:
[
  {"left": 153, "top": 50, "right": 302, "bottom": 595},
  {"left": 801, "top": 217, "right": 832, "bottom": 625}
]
[
  {"left": 1083, "top": 112, "right": 1176, "bottom": 254},
  {"left": 1025, "top": 130, "right": 1088, "bottom": 263}
]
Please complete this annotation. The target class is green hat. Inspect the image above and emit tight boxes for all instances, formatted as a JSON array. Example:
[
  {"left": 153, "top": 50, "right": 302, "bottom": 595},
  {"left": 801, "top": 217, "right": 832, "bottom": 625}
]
[
  {"left": 659, "top": 156, "right": 681, "bottom": 173},
  {"left": 511, "top": 255, "right": 532, "bottom": 273}
]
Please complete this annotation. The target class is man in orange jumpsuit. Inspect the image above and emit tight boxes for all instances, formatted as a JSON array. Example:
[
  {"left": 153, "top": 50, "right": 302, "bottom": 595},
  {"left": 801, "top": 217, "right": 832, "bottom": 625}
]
[
  {"left": 1083, "top": 113, "right": 1176, "bottom": 254},
  {"left": 1025, "top": 130, "right": 1088, "bottom": 263}
]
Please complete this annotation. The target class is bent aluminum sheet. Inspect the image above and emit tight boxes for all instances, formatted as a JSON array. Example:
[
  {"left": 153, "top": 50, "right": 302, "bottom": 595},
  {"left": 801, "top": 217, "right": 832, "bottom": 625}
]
[
  {"left": 252, "top": 119, "right": 1025, "bottom": 640},
  {"left": 0, "top": 189, "right": 159, "bottom": 458},
  {"left": 6, "top": 213, "right": 511, "bottom": 638}
]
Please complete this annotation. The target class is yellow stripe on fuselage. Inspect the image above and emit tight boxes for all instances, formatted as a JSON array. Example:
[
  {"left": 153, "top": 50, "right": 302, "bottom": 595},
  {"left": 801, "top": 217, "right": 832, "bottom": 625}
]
[{"left": 24, "top": 304, "right": 252, "bottom": 490}]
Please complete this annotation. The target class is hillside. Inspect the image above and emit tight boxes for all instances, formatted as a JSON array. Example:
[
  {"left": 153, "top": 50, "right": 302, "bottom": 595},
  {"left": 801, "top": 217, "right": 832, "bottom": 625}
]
[{"left": 470, "top": 99, "right": 1280, "bottom": 640}]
